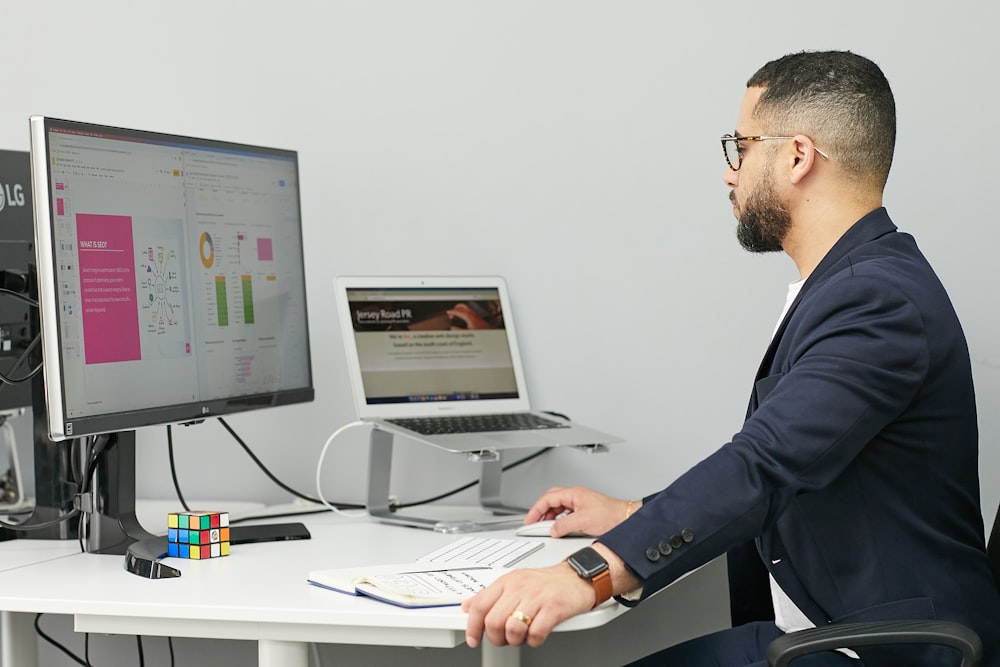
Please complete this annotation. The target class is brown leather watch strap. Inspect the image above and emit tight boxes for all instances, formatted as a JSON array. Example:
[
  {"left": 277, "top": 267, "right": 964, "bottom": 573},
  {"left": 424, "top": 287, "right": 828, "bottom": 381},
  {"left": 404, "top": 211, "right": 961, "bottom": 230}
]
[{"left": 591, "top": 568, "right": 613, "bottom": 608}]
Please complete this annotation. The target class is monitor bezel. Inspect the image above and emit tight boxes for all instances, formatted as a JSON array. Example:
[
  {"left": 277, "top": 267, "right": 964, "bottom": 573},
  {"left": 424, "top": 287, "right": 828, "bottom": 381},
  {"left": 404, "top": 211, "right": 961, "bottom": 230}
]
[{"left": 29, "top": 116, "right": 314, "bottom": 441}]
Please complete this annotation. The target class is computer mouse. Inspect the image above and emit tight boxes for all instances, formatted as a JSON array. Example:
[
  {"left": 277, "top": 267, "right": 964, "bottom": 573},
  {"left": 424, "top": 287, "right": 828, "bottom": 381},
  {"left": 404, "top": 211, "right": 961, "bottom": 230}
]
[{"left": 514, "top": 519, "right": 588, "bottom": 538}]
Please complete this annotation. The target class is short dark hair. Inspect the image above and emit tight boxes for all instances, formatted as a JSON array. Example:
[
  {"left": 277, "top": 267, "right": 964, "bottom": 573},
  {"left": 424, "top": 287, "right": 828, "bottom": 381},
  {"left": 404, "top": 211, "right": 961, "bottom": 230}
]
[{"left": 747, "top": 50, "right": 896, "bottom": 189}]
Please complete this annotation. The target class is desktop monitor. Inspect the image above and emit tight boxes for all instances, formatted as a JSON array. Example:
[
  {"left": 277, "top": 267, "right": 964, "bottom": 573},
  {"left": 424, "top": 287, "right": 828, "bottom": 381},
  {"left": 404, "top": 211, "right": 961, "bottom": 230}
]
[{"left": 27, "top": 116, "right": 314, "bottom": 552}]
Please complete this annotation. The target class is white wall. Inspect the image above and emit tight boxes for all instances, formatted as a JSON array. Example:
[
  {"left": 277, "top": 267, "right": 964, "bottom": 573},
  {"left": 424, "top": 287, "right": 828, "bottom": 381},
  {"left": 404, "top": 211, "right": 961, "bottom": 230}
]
[{"left": 2, "top": 1, "right": 999, "bottom": 665}]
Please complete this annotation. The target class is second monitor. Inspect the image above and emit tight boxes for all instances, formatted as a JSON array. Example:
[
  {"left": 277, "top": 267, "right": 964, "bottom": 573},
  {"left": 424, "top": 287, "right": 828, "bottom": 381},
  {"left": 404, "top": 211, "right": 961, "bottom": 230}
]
[{"left": 28, "top": 116, "right": 314, "bottom": 552}]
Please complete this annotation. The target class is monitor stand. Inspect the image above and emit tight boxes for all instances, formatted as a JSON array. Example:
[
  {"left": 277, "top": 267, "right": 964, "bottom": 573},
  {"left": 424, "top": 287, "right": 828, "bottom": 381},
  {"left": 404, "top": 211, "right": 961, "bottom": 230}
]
[
  {"left": 366, "top": 428, "right": 530, "bottom": 532},
  {"left": 79, "top": 429, "right": 159, "bottom": 554}
]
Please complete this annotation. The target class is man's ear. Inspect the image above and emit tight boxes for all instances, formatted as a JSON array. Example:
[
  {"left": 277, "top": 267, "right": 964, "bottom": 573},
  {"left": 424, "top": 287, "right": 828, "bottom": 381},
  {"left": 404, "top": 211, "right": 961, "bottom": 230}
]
[{"left": 788, "top": 135, "right": 821, "bottom": 185}]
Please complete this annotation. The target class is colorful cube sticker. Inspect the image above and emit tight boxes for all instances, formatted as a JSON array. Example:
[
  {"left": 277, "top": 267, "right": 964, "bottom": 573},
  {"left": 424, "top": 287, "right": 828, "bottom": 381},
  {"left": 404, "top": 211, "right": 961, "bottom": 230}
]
[{"left": 166, "top": 511, "right": 230, "bottom": 559}]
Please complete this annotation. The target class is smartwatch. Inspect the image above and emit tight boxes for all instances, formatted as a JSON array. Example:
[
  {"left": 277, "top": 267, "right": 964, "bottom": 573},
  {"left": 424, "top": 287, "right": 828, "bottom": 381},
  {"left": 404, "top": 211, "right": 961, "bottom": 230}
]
[{"left": 566, "top": 546, "right": 613, "bottom": 608}]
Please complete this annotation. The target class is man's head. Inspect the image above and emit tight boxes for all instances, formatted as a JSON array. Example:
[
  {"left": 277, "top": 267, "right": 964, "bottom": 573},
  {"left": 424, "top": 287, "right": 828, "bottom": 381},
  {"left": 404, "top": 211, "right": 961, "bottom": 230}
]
[
  {"left": 725, "top": 51, "right": 896, "bottom": 257},
  {"left": 748, "top": 50, "right": 896, "bottom": 189}
]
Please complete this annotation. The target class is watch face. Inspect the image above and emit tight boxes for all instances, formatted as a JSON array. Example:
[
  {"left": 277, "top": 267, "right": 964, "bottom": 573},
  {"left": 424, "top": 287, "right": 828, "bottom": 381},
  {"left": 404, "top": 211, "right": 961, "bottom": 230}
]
[{"left": 569, "top": 547, "right": 609, "bottom": 578}]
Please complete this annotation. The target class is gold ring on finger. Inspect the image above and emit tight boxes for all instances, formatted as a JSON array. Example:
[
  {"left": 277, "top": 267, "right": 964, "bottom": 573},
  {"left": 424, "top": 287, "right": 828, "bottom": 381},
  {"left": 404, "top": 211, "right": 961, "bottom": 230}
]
[{"left": 510, "top": 609, "right": 532, "bottom": 626}]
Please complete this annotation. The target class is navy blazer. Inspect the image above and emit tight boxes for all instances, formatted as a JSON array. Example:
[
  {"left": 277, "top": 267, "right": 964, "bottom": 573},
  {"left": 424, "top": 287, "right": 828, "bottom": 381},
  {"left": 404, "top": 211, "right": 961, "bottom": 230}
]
[{"left": 598, "top": 208, "right": 1000, "bottom": 666}]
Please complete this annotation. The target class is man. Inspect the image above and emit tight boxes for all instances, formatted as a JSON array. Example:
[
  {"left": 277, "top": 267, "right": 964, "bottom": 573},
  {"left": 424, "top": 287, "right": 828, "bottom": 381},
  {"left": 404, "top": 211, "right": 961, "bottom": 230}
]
[{"left": 462, "top": 50, "right": 1000, "bottom": 666}]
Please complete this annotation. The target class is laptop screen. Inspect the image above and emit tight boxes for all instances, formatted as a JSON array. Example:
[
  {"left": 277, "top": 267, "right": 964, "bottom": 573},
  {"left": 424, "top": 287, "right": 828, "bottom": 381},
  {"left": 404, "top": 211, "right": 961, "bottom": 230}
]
[{"left": 344, "top": 286, "right": 520, "bottom": 405}]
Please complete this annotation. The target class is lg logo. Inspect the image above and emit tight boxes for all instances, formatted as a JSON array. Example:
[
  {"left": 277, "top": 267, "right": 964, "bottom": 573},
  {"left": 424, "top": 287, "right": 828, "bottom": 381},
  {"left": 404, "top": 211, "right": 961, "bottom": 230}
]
[{"left": 0, "top": 183, "right": 25, "bottom": 212}]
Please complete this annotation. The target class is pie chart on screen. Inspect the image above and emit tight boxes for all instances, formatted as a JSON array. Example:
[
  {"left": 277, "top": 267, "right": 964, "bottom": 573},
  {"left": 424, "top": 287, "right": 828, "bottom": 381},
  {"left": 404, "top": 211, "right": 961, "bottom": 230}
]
[{"left": 200, "top": 232, "right": 215, "bottom": 268}]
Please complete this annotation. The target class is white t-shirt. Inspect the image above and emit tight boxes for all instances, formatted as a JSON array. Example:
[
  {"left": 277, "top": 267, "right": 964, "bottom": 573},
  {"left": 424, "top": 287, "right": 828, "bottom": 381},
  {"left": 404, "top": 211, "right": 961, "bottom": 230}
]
[{"left": 769, "top": 279, "right": 859, "bottom": 660}]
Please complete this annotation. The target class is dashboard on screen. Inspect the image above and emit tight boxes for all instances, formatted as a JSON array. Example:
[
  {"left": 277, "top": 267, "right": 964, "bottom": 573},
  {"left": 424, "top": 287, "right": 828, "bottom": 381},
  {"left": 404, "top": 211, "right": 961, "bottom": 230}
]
[{"left": 29, "top": 117, "right": 314, "bottom": 440}]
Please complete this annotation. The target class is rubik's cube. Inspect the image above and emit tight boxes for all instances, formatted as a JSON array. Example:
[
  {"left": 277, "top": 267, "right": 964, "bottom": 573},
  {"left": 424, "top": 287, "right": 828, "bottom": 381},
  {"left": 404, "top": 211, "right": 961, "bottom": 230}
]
[{"left": 167, "top": 511, "right": 231, "bottom": 559}]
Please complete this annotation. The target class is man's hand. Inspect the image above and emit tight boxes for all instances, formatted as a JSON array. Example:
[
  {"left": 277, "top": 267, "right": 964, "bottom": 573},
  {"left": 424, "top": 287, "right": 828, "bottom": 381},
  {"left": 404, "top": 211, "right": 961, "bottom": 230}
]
[
  {"left": 526, "top": 485, "right": 640, "bottom": 537},
  {"left": 463, "top": 486, "right": 643, "bottom": 648},
  {"left": 462, "top": 561, "right": 595, "bottom": 648}
]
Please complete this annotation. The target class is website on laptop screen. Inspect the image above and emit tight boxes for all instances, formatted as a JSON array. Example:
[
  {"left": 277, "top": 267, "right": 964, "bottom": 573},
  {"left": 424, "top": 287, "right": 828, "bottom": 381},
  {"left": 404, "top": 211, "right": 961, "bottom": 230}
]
[{"left": 346, "top": 287, "right": 519, "bottom": 405}]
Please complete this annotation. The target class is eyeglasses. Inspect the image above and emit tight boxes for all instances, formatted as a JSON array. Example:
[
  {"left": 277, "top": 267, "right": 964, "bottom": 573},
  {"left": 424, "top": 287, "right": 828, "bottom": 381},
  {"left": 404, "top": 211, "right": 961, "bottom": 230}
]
[{"left": 720, "top": 134, "right": 830, "bottom": 171}]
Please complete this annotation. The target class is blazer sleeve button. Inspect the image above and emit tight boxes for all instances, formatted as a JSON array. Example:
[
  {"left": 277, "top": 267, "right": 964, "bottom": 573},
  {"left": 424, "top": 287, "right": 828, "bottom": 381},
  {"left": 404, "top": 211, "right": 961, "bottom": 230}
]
[
  {"left": 645, "top": 547, "right": 661, "bottom": 562},
  {"left": 681, "top": 529, "right": 694, "bottom": 543},
  {"left": 669, "top": 534, "right": 684, "bottom": 549},
  {"left": 658, "top": 541, "right": 673, "bottom": 556}
]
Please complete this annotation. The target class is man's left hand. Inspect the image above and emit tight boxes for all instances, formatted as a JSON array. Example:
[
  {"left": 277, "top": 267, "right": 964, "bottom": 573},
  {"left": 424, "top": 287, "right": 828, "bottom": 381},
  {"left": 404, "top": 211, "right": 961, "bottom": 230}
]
[{"left": 462, "top": 562, "right": 595, "bottom": 648}]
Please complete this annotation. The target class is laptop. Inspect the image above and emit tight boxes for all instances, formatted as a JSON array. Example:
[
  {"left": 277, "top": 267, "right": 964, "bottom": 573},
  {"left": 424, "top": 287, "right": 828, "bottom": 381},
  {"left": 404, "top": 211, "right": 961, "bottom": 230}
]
[{"left": 334, "top": 276, "right": 622, "bottom": 453}]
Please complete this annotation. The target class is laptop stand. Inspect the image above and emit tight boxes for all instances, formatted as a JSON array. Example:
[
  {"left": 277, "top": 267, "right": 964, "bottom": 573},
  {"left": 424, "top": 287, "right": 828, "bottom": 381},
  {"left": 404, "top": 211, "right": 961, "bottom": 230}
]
[{"left": 366, "top": 428, "right": 530, "bottom": 532}]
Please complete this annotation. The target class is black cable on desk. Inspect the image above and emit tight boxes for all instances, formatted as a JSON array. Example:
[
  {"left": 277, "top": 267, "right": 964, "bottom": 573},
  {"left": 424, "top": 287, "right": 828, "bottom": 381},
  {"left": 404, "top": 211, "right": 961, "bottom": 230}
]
[{"left": 390, "top": 446, "right": 552, "bottom": 510}]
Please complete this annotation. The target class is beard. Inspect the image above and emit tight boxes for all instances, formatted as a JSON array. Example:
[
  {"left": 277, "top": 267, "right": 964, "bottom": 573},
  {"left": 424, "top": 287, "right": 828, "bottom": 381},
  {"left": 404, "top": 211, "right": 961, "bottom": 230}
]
[{"left": 732, "top": 169, "right": 791, "bottom": 253}]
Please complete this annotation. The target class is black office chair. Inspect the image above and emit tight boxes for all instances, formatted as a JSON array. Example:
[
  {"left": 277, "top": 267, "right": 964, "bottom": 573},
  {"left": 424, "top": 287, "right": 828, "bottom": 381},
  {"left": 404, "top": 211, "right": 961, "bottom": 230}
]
[{"left": 764, "top": 506, "right": 1000, "bottom": 667}]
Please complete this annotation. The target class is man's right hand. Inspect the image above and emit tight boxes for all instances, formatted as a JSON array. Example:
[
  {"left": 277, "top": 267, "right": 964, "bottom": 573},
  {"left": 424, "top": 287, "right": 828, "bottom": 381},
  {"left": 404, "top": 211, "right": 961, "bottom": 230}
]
[{"left": 525, "top": 486, "right": 640, "bottom": 537}]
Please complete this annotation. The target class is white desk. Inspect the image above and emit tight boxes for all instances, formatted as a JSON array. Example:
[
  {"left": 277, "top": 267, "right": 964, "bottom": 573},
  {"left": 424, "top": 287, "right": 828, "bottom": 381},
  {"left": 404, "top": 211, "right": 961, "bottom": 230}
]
[
  {"left": 0, "top": 504, "right": 631, "bottom": 667},
  {"left": 0, "top": 534, "right": 84, "bottom": 667}
]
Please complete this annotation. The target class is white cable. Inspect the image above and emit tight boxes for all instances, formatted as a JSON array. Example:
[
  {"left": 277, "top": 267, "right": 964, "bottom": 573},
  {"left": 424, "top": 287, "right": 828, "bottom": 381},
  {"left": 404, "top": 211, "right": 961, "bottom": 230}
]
[
  {"left": 315, "top": 420, "right": 370, "bottom": 517},
  {"left": 309, "top": 640, "right": 323, "bottom": 667}
]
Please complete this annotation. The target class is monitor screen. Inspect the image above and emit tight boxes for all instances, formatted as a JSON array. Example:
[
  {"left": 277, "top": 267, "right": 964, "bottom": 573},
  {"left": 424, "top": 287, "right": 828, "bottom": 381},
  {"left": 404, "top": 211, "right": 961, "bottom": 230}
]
[
  {"left": 344, "top": 286, "right": 518, "bottom": 405},
  {"left": 29, "top": 117, "right": 314, "bottom": 441}
]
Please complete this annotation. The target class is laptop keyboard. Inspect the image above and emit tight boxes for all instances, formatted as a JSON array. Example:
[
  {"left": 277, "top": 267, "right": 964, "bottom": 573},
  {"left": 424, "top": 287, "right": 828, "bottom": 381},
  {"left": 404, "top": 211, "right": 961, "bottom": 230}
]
[
  {"left": 387, "top": 412, "right": 568, "bottom": 435},
  {"left": 417, "top": 536, "right": 544, "bottom": 568}
]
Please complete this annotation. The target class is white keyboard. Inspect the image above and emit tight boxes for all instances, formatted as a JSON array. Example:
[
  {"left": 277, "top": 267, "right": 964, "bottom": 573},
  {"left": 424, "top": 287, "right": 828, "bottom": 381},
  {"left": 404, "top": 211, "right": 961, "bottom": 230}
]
[{"left": 417, "top": 536, "right": 544, "bottom": 568}]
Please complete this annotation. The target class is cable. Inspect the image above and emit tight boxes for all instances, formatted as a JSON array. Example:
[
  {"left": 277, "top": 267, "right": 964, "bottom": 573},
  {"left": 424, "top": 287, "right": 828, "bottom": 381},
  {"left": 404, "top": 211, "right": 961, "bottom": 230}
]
[
  {"left": 76, "top": 434, "right": 113, "bottom": 552},
  {"left": 391, "top": 447, "right": 552, "bottom": 509},
  {"left": 166, "top": 419, "right": 363, "bottom": 515},
  {"left": 228, "top": 507, "right": 332, "bottom": 525},
  {"left": 34, "top": 613, "right": 89, "bottom": 666},
  {"left": 0, "top": 282, "right": 41, "bottom": 387},
  {"left": 314, "top": 421, "right": 370, "bottom": 517},
  {"left": 77, "top": 436, "right": 95, "bottom": 553},
  {"left": 218, "top": 417, "right": 343, "bottom": 506},
  {"left": 167, "top": 425, "right": 192, "bottom": 512},
  {"left": 0, "top": 510, "right": 80, "bottom": 532},
  {"left": 0, "top": 332, "right": 41, "bottom": 386},
  {"left": 0, "top": 286, "right": 37, "bottom": 306},
  {"left": 0, "top": 506, "right": 80, "bottom": 532}
]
